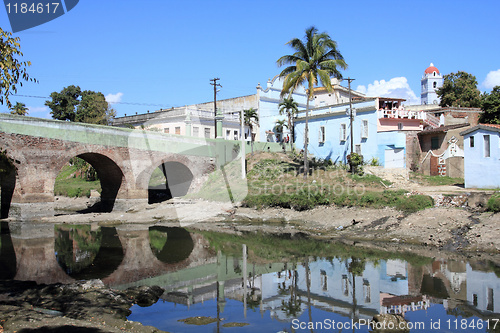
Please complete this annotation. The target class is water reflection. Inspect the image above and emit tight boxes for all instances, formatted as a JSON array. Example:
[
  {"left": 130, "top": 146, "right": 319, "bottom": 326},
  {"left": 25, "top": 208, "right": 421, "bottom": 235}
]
[{"left": 0, "top": 221, "right": 499, "bottom": 332}]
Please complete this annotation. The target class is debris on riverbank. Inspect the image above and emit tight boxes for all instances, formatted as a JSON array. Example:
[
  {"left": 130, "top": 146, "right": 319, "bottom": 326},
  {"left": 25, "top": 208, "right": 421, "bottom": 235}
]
[{"left": 0, "top": 280, "right": 166, "bottom": 333}]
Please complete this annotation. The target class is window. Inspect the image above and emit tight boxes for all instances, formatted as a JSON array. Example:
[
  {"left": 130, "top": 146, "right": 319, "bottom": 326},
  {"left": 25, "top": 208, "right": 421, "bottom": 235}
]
[
  {"left": 175, "top": 126, "right": 181, "bottom": 135},
  {"left": 470, "top": 136, "right": 475, "bottom": 147},
  {"left": 361, "top": 119, "right": 368, "bottom": 138},
  {"left": 234, "top": 130, "right": 238, "bottom": 140},
  {"left": 193, "top": 127, "right": 199, "bottom": 137},
  {"left": 340, "top": 123, "right": 347, "bottom": 141},
  {"left": 204, "top": 128, "right": 210, "bottom": 138},
  {"left": 433, "top": 81, "right": 437, "bottom": 88},
  {"left": 226, "top": 129, "right": 231, "bottom": 140},
  {"left": 484, "top": 135, "right": 490, "bottom": 157},
  {"left": 355, "top": 144, "right": 361, "bottom": 155},
  {"left": 164, "top": 128, "right": 169, "bottom": 134},
  {"left": 397, "top": 122, "right": 404, "bottom": 130},
  {"left": 431, "top": 136, "right": 439, "bottom": 150},
  {"left": 319, "top": 126, "right": 325, "bottom": 143}
]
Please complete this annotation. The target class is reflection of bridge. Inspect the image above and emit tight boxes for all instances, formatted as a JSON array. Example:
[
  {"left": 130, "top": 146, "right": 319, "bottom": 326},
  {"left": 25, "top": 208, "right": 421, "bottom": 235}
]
[
  {"left": 0, "top": 114, "right": 240, "bottom": 218},
  {"left": 1, "top": 222, "right": 215, "bottom": 286}
]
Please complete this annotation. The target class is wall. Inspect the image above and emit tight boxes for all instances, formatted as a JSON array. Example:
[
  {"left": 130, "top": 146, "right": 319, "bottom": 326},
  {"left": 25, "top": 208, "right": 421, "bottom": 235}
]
[
  {"left": 294, "top": 100, "right": 378, "bottom": 164},
  {"left": 256, "top": 76, "right": 308, "bottom": 143},
  {"left": 463, "top": 128, "right": 500, "bottom": 188}
]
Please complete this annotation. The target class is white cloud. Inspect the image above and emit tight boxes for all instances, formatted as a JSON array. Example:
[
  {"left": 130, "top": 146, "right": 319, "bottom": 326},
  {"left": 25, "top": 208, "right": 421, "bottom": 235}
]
[
  {"left": 356, "top": 77, "right": 420, "bottom": 105},
  {"left": 105, "top": 92, "right": 123, "bottom": 104},
  {"left": 27, "top": 106, "right": 51, "bottom": 118},
  {"left": 482, "top": 69, "right": 500, "bottom": 90}
]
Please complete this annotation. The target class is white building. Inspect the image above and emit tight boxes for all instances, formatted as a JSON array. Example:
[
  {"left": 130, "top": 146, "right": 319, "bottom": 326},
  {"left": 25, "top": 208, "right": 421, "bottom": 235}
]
[{"left": 421, "top": 63, "right": 443, "bottom": 105}]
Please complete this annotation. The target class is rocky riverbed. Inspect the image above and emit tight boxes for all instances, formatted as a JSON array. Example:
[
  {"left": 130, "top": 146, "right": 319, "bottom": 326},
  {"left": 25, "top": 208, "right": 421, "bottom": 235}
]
[{"left": 1, "top": 193, "right": 499, "bottom": 332}]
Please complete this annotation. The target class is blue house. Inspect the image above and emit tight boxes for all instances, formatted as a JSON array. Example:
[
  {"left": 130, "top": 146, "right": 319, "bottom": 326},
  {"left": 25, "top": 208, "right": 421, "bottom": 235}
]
[
  {"left": 460, "top": 124, "right": 500, "bottom": 188},
  {"left": 294, "top": 98, "right": 408, "bottom": 167}
]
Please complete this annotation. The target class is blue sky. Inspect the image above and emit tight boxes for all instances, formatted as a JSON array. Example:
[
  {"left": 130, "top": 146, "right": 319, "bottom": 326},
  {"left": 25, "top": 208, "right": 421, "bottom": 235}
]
[{"left": 1, "top": 0, "right": 500, "bottom": 118}]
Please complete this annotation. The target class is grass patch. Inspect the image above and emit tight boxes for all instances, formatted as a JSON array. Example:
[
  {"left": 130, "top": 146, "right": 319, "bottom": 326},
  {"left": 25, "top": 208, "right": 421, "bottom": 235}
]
[
  {"left": 487, "top": 193, "right": 500, "bottom": 213},
  {"left": 410, "top": 173, "right": 464, "bottom": 186},
  {"left": 54, "top": 166, "right": 101, "bottom": 198},
  {"left": 242, "top": 189, "right": 433, "bottom": 213}
]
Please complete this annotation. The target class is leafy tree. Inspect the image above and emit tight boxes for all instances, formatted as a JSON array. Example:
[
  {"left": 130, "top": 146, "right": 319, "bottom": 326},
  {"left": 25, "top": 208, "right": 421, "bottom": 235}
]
[
  {"left": 76, "top": 90, "right": 115, "bottom": 125},
  {"left": 436, "top": 71, "right": 482, "bottom": 108},
  {"left": 45, "top": 85, "right": 81, "bottom": 121},
  {"left": 479, "top": 86, "right": 500, "bottom": 124},
  {"left": 10, "top": 102, "right": 28, "bottom": 115},
  {"left": 277, "top": 26, "right": 347, "bottom": 179},
  {"left": 45, "top": 85, "right": 115, "bottom": 124},
  {"left": 278, "top": 97, "right": 299, "bottom": 143},
  {"left": 0, "top": 27, "right": 36, "bottom": 109},
  {"left": 243, "top": 108, "right": 259, "bottom": 155}
]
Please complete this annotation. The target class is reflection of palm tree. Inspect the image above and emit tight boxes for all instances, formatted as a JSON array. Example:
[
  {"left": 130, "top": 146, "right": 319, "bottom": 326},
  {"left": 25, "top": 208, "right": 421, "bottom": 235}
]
[
  {"left": 346, "top": 256, "right": 366, "bottom": 323},
  {"left": 280, "top": 268, "right": 301, "bottom": 318},
  {"left": 246, "top": 289, "right": 261, "bottom": 311}
]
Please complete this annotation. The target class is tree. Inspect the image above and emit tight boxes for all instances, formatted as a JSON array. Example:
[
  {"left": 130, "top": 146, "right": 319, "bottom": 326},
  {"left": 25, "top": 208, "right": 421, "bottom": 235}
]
[
  {"left": 10, "top": 102, "right": 28, "bottom": 115},
  {"left": 0, "top": 27, "right": 36, "bottom": 109},
  {"left": 76, "top": 90, "right": 115, "bottom": 125},
  {"left": 243, "top": 108, "right": 259, "bottom": 156},
  {"left": 436, "top": 71, "right": 482, "bottom": 108},
  {"left": 278, "top": 97, "right": 299, "bottom": 143},
  {"left": 480, "top": 86, "right": 500, "bottom": 124},
  {"left": 274, "top": 119, "right": 287, "bottom": 143},
  {"left": 45, "top": 85, "right": 115, "bottom": 125},
  {"left": 46, "top": 85, "right": 81, "bottom": 121},
  {"left": 277, "top": 26, "right": 347, "bottom": 179}
]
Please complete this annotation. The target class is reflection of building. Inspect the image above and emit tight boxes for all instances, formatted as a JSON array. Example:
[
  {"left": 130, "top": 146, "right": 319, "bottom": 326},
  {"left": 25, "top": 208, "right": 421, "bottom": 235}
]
[{"left": 467, "top": 264, "right": 500, "bottom": 313}]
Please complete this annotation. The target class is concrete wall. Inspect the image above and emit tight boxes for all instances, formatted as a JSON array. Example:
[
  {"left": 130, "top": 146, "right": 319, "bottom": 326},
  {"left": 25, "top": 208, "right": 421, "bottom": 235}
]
[
  {"left": 294, "top": 100, "right": 379, "bottom": 164},
  {"left": 463, "top": 128, "right": 500, "bottom": 188}
]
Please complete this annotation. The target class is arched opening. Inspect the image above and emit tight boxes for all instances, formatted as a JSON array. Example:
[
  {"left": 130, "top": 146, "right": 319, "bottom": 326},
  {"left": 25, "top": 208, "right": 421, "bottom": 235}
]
[
  {"left": 54, "top": 153, "right": 123, "bottom": 213},
  {"left": 148, "top": 161, "right": 193, "bottom": 204},
  {"left": 0, "top": 152, "right": 16, "bottom": 219},
  {"left": 54, "top": 225, "right": 124, "bottom": 280},
  {"left": 148, "top": 227, "right": 194, "bottom": 264}
]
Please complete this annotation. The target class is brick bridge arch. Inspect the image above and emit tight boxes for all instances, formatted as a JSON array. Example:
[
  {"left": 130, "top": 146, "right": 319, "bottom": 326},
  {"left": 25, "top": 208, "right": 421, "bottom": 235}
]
[{"left": 0, "top": 114, "right": 239, "bottom": 218}]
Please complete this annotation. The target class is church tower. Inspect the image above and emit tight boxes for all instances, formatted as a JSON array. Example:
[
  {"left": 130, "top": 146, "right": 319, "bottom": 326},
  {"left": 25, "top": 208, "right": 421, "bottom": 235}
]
[{"left": 421, "top": 63, "right": 443, "bottom": 105}]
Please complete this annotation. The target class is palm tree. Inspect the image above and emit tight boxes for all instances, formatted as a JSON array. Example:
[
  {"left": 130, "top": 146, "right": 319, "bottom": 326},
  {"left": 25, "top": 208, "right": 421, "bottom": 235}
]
[
  {"left": 10, "top": 102, "right": 28, "bottom": 115},
  {"left": 274, "top": 119, "right": 288, "bottom": 142},
  {"left": 243, "top": 108, "right": 259, "bottom": 155},
  {"left": 277, "top": 26, "right": 347, "bottom": 179},
  {"left": 278, "top": 97, "right": 298, "bottom": 144}
]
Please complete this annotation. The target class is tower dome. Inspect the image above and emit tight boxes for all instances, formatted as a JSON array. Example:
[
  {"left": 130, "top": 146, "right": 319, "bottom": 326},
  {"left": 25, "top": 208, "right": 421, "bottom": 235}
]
[{"left": 424, "top": 63, "right": 440, "bottom": 75}]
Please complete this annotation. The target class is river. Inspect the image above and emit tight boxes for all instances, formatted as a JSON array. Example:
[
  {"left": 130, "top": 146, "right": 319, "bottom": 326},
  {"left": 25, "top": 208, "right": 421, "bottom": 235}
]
[{"left": 1, "top": 220, "right": 499, "bottom": 332}]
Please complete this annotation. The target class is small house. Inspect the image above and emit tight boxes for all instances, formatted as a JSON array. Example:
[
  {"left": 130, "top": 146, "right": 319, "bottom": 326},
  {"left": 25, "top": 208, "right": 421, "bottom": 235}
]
[{"left": 460, "top": 124, "right": 500, "bottom": 189}]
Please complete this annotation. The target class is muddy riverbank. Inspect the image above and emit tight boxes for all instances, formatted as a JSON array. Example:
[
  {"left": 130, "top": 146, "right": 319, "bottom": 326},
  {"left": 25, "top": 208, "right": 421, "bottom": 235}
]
[{"left": 2, "top": 195, "right": 499, "bottom": 332}]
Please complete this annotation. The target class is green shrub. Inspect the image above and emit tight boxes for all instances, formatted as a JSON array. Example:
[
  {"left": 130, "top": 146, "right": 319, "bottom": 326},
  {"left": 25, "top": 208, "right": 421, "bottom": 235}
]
[
  {"left": 487, "top": 193, "right": 500, "bottom": 213},
  {"left": 396, "top": 194, "right": 434, "bottom": 213}
]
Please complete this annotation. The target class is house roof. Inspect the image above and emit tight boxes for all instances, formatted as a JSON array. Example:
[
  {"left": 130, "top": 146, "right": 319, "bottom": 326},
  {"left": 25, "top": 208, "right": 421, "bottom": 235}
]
[
  {"left": 460, "top": 123, "right": 500, "bottom": 136},
  {"left": 418, "top": 123, "right": 469, "bottom": 136}
]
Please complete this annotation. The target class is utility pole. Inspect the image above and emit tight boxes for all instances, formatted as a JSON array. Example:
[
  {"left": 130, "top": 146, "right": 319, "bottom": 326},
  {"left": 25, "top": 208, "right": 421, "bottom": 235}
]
[
  {"left": 210, "top": 78, "right": 222, "bottom": 138},
  {"left": 346, "top": 77, "right": 355, "bottom": 173}
]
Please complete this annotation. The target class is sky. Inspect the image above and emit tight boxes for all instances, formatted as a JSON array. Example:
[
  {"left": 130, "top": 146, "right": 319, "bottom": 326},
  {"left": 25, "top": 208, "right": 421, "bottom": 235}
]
[{"left": 1, "top": 0, "right": 500, "bottom": 119}]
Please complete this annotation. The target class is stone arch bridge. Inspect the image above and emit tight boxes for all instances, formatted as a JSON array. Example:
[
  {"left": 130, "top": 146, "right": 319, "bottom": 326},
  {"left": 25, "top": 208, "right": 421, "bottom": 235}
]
[{"left": 0, "top": 114, "right": 240, "bottom": 218}]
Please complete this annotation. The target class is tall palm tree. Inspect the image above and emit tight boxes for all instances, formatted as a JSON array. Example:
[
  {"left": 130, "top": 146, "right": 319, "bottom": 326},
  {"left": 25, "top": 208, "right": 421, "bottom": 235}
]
[
  {"left": 278, "top": 97, "right": 299, "bottom": 144},
  {"left": 277, "top": 26, "right": 347, "bottom": 179},
  {"left": 243, "top": 108, "right": 259, "bottom": 155},
  {"left": 10, "top": 102, "right": 28, "bottom": 116}
]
